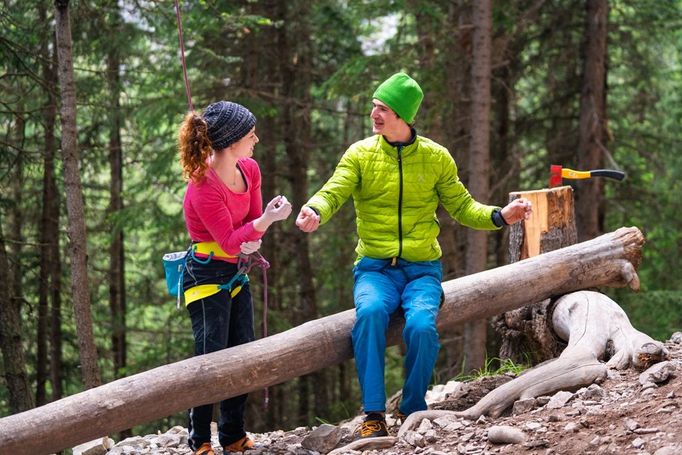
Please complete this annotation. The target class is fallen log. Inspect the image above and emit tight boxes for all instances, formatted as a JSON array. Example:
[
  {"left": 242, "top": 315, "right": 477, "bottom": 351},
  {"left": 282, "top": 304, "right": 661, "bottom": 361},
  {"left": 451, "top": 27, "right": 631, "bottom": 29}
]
[{"left": 0, "top": 227, "right": 644, "bottom": 454}]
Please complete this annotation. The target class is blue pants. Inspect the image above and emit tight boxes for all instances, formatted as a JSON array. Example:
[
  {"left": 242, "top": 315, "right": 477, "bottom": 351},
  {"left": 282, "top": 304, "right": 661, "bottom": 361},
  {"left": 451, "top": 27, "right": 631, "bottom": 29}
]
[
  {"left": 183, "top": 256, "right": 254, "bottom": 449},
  {"left": 352, "top": 257, "right": 443, "bottom": 415}
]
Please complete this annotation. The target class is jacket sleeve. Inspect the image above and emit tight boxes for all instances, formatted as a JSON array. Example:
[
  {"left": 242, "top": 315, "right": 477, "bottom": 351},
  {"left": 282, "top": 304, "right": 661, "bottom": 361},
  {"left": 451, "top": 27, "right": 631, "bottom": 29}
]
[
  {"left": 436, "top": 151, "right": 500, "bottom": 230},
  {"left": 305, "top": 147, "right": 360, "bottom": 225}
]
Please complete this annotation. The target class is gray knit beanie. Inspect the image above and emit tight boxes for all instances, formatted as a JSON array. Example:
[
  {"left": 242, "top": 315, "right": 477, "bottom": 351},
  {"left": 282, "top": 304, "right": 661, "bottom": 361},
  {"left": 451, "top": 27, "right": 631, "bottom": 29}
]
[{"left": 202, "top": 101, "right": 256, "bottom": 150}]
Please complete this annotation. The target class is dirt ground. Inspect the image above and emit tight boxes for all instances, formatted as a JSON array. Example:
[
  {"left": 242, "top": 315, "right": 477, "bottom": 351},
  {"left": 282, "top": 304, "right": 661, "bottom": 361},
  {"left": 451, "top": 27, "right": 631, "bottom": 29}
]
[
  {"left": 252, "top": 335, "right": 682, "bottom": 455},
  {"left": 120, "top": 336, "right": 681, "bottom": 454}
]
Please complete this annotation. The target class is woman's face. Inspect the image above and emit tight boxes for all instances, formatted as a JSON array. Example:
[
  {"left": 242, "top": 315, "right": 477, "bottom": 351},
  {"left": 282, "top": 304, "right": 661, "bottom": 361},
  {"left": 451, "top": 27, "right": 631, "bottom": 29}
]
[{"left": 229, "top": 127, "right": 259, "bottom": 158}]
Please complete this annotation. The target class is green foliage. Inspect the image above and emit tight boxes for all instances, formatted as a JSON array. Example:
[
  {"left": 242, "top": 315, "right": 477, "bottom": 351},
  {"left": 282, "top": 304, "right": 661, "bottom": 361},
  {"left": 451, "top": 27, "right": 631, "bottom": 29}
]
[
  {"left": 455, "top": 357, "right": 527, "bottom": 383},
  {"left": 611, "top": 290, "right": 682, "bottom": 341}
]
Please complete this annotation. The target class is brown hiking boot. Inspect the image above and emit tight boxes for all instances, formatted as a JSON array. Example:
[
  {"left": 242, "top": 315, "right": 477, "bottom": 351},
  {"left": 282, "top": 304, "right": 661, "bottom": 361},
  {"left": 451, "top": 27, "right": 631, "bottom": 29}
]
[
  {"left": 224, "top": 435, "right": 255, "bottom": 453},
  {"left": 194, "top": 442, "right": 215, "bottom": 455},
  {"left": 356, "top": 413, "right": 389, "bottom": 439}
]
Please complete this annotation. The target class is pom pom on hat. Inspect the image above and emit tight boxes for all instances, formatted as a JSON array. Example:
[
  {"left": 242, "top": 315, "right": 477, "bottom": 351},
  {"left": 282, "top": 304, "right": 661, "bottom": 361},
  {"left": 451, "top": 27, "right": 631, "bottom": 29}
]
[
  {"left": 202, "top": 101, "right": 256, "bottom": 150},
  {"left": 372, "top": 72, "right": 423, "bottom": 124}
]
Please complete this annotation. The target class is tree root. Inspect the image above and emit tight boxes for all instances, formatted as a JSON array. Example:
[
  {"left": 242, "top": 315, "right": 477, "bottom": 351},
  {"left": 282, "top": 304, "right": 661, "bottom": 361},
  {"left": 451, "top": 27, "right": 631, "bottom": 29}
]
[{"left": 327, "top": 436, "right": 397, "bottom": 455}]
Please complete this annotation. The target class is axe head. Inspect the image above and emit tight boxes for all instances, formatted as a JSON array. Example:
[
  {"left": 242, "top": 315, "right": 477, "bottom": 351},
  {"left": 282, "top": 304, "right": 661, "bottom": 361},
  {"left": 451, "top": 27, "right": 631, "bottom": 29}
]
[{"left": 549, "top": 164, "right": 563, "bottom": 187}]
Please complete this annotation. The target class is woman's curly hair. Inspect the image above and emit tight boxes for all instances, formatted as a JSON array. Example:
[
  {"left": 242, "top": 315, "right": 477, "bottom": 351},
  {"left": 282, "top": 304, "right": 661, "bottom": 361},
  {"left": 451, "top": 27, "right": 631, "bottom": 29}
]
[{"left": 178, "top": 111, "right": 213, "bottom": 182}]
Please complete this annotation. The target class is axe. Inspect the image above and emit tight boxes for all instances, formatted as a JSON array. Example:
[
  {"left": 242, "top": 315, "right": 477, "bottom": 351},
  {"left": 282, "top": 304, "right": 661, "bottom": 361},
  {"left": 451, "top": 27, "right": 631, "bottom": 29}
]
[{"left": 549, "top": 164, "right": 625, "bottom": 187}]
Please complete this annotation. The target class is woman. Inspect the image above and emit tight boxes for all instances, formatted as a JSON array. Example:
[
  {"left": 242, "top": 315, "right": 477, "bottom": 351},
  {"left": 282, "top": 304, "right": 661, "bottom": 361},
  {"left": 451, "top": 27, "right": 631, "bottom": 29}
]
[{"left": 178, "top": 100, "right": 291, "bottom": 454}]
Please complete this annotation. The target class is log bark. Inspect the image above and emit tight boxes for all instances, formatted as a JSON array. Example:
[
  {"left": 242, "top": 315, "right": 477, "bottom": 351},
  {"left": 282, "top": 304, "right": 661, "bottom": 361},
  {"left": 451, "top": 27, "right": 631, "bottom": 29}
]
[{"left": 0, "top": 227, "right": 644, "bottom": 454}]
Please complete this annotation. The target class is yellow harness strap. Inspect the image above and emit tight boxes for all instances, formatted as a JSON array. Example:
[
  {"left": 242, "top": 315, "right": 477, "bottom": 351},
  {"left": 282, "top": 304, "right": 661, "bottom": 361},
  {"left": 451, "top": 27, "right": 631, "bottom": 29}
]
[
  {"left": 192, "top": 241, "right": 237, "bottom": 260},
  {"left": 184, "top": 283, "right": 244, "bottom": 306}
]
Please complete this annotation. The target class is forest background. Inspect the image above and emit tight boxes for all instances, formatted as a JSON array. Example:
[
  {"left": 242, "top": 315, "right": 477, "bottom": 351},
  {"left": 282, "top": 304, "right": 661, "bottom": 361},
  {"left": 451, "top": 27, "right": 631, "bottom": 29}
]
[{"left": 1, "top": 0, "right": 681, "bottom": 439}]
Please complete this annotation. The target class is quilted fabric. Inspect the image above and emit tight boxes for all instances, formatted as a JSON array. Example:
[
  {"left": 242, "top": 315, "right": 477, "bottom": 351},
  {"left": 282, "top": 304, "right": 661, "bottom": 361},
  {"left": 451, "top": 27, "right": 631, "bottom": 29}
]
[{"left": 307, "top": 134, "right": 500, "bottom": 263}]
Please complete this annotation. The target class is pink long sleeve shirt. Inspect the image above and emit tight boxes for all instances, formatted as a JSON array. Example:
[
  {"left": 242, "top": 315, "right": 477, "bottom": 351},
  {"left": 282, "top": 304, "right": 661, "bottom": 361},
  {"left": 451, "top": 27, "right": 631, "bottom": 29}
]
[{"left": 183, "top": 158, "right": 264, "bottom": 262}]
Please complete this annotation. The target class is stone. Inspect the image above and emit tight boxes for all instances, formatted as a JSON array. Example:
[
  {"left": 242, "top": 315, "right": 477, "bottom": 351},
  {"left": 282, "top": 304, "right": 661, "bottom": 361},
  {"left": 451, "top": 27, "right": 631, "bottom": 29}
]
[
  {"left": 639, "top": 361, "right": 676, "bottom": 385},
  {"left": 512, "top": 398, "right": 536, "bottom": 415},
  {"left": 546, "top": 391, "right": 573, "bottom": 409},
  {"left": 72, "top": 437, "right": 114, "bottom": 455},
  {"left": 564, "top": 422, "right": 579, "bottom": 432},
  {"left": 417, "top": 418, "right": 433, "bottom": 434},
  {"left": 403, "top": 430, "right": 426, "bottom": 447},
  {"left": 487, "top": 425, "right": 526, "bottom": 444},
  {"left": 300, "top": 424, "right": 342, "bottom": 454}
]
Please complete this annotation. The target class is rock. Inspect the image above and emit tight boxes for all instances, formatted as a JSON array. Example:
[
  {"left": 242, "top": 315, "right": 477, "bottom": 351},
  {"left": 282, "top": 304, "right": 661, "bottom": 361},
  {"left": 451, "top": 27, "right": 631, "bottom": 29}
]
[
  {"left": 300, "top": 424, "right": 342, "bottom": 454},
  {"left": 72, "top": 437, "right": 114, "bottom": 455},
  {"left": 564, "top": 422, "right": 579, "bottom": 432},
  {"left": 546, "top": 391, "right": 573, "bottom": 409},
  {"left": 417, "top": 418, "right": 433, "bottom": 434},
  {"left": 632, "top": 437, "right": 646, "bottom": 449},
  {"left": 403, "top": 430, "right": 426, "bottom": 447},
  {"left": 624, "top": 418, "right": 640, "bottom": 431},
  {"left": 582, "top": 384, "right": 607, "bottom": 400},
  {"left": 670, "top": 332, "right": 682, "bottom": 344},
  {"left": 512, "top": 398, "right": 536, "bottom": 415},
  {"left": 487, "top": 425, "right": 526, "bottom": 444},
  {"left": 655, "top": 446, "right": 682, "bottom": 455},
  {"left": 639, "top": 361, "right": 677, "bottom": 386}
]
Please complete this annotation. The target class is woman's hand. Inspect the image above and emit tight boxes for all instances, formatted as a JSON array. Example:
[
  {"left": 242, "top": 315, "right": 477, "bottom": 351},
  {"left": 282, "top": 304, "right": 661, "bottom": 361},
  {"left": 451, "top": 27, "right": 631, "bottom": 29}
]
[
  {"left": 240, "top": 239, "right": 262, "bottom": 255},
  {"left": 254, "top": 195, "right": 293, "bottom": 232},
  {"left": 264, "top": 195, "right": 292, "bottom": 222}
]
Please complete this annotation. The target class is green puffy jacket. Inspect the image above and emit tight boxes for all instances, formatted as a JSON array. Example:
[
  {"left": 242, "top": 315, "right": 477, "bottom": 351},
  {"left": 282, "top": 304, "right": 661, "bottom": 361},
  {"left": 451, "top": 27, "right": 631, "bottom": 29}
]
[{"left": 306, "top": 133, "right": 500, "bottom": 262}]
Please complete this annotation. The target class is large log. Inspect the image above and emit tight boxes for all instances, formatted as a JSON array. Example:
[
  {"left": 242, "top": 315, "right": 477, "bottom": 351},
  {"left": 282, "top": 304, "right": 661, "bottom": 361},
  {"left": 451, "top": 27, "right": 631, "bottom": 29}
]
[{"left": 0, "top": 227, "right": 644, "bottom": 454}]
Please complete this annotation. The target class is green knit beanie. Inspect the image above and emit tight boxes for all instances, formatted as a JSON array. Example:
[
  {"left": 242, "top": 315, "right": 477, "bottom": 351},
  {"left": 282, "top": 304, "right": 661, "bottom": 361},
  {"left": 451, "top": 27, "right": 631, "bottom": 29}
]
[{"left": 372, "top": 72, "right": 424, "bottom": 124}]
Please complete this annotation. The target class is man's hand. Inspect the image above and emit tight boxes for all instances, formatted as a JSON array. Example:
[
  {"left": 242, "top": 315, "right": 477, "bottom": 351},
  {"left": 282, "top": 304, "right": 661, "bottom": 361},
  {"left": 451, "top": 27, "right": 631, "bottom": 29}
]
[
  {"left": 500, "top": 198, "right": 533, "bottom": 225},
  {"left": 240, "top": 240, "right": 262, "bottom": 255},
  {"left": 296, "top": 206, "right": 321, "bottom": 233}
]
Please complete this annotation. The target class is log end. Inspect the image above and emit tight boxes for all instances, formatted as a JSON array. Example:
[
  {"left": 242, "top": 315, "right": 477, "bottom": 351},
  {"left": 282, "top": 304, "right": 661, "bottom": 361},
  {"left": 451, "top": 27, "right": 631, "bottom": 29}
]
[{"left": 614, "top": 227, "right": 645, "bottom": 270}]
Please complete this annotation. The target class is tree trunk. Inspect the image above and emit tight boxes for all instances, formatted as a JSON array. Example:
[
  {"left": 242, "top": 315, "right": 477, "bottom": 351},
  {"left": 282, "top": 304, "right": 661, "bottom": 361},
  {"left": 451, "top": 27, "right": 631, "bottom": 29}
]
[
  {"left": 278, "top": 0, "right": 321, "bottom": 426},
  {"left": 435, "top": 0, "right": 471, "bottom": 381},
  {"left": 0, "top": 220, "right": 33, "bottom": 413},
  {"left": 37, "top": 3, "right": 60, "bottom": 406},
  {"left": 107, "top": 8, "right": 126, "bottom": 380},
  {"left": 54, "top": 0, "right": 101, "bottom": 389},
  {"left": 575, "top": 0, "right": 608, "bottom": 241},
  {"left": 463, "top": 0, "right": 493, "bottom": 372},
  {"left": 0, "top": 227, "right": 644, "bottom": 454}
]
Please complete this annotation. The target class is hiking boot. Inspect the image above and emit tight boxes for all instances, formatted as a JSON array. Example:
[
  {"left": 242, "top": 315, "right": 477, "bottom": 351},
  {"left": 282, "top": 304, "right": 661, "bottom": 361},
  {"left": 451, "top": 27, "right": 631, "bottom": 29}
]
[
  {"left": 356, "top": 413, "right": 389, "bottom": 439},
  {"left": 394, "top": 410, "right": 407, "bottom": 423},
  {"left": 194, "top": 442, "right": 215, "bottom": 455},
  {"left": 224, "top": 435, "right": 255, "bottom": 453}
]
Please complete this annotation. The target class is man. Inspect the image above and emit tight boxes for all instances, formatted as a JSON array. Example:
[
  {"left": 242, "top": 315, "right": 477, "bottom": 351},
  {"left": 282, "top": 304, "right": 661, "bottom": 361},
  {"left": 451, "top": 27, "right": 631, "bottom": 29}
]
[{"left": 296, "top": 72, "right": 531, "bottom": 438}]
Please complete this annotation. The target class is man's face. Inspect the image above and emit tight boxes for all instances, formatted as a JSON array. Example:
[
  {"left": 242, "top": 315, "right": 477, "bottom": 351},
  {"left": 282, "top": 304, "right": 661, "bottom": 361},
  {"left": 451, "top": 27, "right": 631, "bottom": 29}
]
[{"left": 371, "top": 99, "right": 403, "bottom": 137}]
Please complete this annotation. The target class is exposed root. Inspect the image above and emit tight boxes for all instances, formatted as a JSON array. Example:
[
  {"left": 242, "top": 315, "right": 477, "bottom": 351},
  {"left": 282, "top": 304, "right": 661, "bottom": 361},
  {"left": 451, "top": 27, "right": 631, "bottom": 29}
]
[{"left": 327, "top": 436, "right": 397, "bottom": 455}]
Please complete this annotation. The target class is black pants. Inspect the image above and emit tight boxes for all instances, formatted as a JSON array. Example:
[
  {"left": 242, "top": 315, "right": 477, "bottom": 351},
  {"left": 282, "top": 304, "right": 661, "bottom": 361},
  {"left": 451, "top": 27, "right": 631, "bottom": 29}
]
[{"left": 183, "top": 256, "right": 255, "bottom": 449}]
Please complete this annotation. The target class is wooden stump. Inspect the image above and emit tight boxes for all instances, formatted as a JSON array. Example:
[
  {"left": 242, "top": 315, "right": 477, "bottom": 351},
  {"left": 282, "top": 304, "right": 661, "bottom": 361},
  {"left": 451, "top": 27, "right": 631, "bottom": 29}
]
[{"left": 494, "top": 186, "right": 577, "bottom": 364}]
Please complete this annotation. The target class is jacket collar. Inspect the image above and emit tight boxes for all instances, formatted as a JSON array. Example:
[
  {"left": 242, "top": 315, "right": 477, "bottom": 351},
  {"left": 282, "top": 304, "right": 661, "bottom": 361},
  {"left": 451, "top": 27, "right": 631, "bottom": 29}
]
[{"left": 379, "top": 128, "right": 418, "bottom": 154}]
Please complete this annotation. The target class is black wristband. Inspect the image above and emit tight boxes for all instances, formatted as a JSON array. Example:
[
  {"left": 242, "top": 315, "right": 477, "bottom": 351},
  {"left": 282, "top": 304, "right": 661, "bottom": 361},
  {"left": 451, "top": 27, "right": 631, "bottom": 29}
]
[
  {"left": 491, "top": 209, "right": 508, "bottom": 227},
  {"left": 307, "top": 206, "right": 320, "bottom": 216}
]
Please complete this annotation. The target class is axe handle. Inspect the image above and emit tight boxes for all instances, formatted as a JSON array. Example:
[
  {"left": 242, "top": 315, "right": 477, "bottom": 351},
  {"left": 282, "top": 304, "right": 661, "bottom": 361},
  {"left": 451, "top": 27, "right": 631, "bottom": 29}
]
[{"left": 589, "top": 169, "right": 626, "bottom": 181}]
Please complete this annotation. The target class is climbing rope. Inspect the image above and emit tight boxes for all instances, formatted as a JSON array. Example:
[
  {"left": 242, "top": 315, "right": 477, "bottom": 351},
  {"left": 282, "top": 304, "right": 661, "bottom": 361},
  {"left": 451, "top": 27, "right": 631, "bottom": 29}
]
[
  {"left": 238, "top": 251, "right": 271, "bottom": 408},
  {"left": 173, "top": 0, "right": 193, "bottom": 111}
]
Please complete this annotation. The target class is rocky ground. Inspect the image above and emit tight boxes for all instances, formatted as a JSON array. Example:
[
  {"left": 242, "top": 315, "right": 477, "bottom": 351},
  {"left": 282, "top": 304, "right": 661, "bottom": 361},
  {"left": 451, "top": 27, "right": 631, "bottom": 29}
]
[{"left": 79, "top": 333, "right": 682, "bottom": 455}]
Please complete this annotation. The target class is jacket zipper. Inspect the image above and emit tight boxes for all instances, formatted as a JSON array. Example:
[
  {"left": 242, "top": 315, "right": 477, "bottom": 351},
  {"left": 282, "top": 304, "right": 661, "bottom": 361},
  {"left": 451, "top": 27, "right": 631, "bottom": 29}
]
[{"left": 397, "top": 144, "right": 404, "bottom": 262}]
